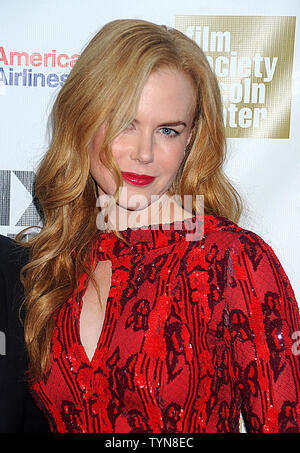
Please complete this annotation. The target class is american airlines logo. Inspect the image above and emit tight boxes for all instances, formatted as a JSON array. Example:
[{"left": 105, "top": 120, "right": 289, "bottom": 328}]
[
  {"left": 0, "top": 46, "right": 79, "bottom": 89},
  {"left": 0, "top": 170, "right": 40, "bottom": 227}
]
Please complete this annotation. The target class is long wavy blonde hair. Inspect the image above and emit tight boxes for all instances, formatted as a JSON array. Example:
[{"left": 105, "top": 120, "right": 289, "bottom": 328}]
[{"left": 19, "top": 19, "right": 242, "bottom": 381}]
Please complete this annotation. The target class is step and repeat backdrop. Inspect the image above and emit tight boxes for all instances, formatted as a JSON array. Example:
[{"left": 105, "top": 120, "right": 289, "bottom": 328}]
[{"left": 1, "top": 0, "right": 299, "bottom": 303}]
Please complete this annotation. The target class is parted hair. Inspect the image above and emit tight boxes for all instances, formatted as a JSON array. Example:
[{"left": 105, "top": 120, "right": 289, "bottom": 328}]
[{"left": 19, "top": 19, "right": 242, "bottom": 380}]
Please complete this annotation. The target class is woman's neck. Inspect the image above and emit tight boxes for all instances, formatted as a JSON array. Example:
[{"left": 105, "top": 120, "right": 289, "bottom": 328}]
[{"left": 98, "top": 192, "right": 194, "bottom": 231}]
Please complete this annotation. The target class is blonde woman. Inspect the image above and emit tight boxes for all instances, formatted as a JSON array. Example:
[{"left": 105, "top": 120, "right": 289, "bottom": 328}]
[{"left": 18, "top": 19, "right": 299, "bottom": 433}]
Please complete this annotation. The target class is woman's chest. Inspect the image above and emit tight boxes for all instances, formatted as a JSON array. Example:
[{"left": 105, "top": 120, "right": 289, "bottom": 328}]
[
  {"left": 52, "top": 252, "right": 223, "bottom": 395},
  {"left": 35, "top": 252, "right": 229, "bottom": 432}
]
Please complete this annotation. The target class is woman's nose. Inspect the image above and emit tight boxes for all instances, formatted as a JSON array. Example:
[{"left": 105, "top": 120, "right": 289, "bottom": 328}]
[{"left": 130, "top": 132, "right": 154, "bottom": 164}]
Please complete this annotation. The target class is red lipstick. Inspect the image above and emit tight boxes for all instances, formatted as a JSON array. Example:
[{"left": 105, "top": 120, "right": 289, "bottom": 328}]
[{"left": 121, "top": 172, "right": 155, "bottom": 186}]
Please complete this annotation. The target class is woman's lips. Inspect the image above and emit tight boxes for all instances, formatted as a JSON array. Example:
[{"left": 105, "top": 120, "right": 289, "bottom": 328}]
[{"left": 121, "top": 172, "right": 155, "bottom": 186}]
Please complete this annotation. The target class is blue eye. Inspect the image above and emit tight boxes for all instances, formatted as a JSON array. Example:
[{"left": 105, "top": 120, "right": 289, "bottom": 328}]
[
  {"left": 125, "top": 122, "right": 135, "bottom": 131},
  {"left": 160, "top": 128, "right": 179, "bottom": 137}
]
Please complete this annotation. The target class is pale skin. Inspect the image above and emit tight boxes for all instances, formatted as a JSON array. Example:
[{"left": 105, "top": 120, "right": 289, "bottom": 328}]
[{"left": 80, "top": 68, "right": 196, "bottom": 361}]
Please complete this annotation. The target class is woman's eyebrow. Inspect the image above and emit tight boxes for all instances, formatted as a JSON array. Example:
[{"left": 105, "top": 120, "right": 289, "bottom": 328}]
[
  {"left": 158, "top": 121, "right": 187, "bottom": 128},
  {"left": 133, "top": 119, "right": 187, "bottom": 127}
]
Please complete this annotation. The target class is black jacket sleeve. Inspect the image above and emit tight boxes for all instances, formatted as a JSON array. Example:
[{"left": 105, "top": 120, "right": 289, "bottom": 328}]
[{"left": 0, "top": 235, "right": 50, "bottom": 433}]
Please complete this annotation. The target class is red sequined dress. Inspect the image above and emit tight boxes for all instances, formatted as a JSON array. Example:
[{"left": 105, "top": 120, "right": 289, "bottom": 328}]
[{"left": 29, "top": 215, "right": 300, "bottom": 433}]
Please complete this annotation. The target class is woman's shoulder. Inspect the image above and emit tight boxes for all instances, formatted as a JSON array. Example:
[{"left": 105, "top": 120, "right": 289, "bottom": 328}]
[
  {"left": 186, "top": 214, "right": 287, "bottom": 281},
  {"left": 189, "top": 215, "right": 298, "bottom": 311},
  {"left": 192, "top": 214, "right": 271, "bottom": 254}
]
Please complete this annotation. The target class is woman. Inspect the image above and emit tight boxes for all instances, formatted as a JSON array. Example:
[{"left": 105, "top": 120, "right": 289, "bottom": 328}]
[{"left": 20, "top": 19, "right": 300, "bottom": 433}]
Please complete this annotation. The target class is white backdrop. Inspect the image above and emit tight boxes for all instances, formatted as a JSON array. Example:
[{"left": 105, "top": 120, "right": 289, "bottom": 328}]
[{"left": 0, "top": 0, "right": 299, "bottom": 305}]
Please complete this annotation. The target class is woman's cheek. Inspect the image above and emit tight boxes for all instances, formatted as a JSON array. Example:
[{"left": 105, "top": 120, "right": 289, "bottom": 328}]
[{"left": 163, "top": 144, "right": 186, "bottom": 169}]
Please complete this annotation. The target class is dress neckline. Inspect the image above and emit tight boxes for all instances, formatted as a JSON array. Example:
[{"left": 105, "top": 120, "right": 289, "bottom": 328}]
[{"left": 95, "top": 214, "right": 227, "bottom": 260}]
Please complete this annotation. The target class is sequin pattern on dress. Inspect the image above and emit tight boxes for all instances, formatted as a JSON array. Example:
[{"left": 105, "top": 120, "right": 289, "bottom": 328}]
[{"left": 29, "top": 215, "right": 300, "bottom": 433}]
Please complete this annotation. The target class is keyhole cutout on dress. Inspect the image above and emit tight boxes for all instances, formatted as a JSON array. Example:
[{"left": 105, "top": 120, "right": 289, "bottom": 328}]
[{"left": 80, "top": 260, "right": 112, "bottom": 362}]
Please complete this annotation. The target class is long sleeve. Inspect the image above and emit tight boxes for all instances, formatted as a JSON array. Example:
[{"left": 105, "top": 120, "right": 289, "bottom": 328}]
[{"left": 224, "top": 231, "right": 300, "bottom": 432}]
